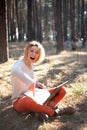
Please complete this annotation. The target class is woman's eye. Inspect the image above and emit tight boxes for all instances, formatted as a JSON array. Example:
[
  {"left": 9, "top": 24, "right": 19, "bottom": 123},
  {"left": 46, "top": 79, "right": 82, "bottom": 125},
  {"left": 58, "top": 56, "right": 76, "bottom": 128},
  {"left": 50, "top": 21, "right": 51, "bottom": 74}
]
[
  {"left": 35, "top": 51, "right": 39, "bottom": 54},
  {"left": 30, "top": 50, "right": 39, "bottom": 54},
  {"left": 30, "top": 50, "right": 33, "bottom": 53}
]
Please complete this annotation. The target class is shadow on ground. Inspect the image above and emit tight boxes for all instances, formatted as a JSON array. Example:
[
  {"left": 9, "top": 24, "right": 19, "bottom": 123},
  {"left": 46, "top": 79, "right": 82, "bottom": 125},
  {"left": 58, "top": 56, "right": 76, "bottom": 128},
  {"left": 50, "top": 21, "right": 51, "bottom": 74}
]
[
  {"left": 0, "top": 96, "right": 41, "bottom": 130},
  {"left": 0, "top": 95, "right": 87, "bottom": 130},
  {"left": 0, "top": 41, "right": 86, "bottom": 130}
]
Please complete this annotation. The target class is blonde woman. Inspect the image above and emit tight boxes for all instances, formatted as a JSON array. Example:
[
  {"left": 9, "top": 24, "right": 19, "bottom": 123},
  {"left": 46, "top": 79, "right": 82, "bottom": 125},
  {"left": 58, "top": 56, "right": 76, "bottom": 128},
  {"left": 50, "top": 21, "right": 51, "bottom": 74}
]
[{"left": 11, "top": 41, "right": 66, "bottom": 119}]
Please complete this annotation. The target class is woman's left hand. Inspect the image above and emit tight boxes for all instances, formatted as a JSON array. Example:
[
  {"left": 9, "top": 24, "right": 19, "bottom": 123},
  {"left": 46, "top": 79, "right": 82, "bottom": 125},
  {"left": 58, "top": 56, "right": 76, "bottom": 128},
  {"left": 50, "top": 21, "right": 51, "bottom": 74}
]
[{"left": 36, "top": 82, "right": 46, "bottom": 89}]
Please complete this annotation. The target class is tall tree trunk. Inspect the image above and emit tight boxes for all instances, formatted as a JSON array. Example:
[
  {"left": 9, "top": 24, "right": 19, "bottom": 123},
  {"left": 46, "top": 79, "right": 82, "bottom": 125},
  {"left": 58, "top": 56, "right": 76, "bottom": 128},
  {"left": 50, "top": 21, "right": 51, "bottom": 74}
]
[
  {"left": 15, "top": 0, "right": 19, "bottom": 41},
  {"left": 37, "top": 0, "right": 42, "bottom": 42},
  {"left": 44, "top": 0, "right": 49, "bottom": 40},
  {"left": 10, "top": 0, "right": 16, "bottom": 42},
  {"left": 85, "top": 1, "right": 87, "bottom": 32},
  {"left": 31, "top": 0, "right": 42, "bottom": 42},
  {"left": 81, "top": 0, "right": 85, "bottom": 38},
  {"left": 33, "top": 0, "right": 38, "bottom": 40},
  {"left": 63, "top": 0, "right": 68, "bottom": 41},
  {"left": 7, "top": 0, "right": 11, "bottom": 42},
  {"left": 27, "top": 0, "right": 34, "bottom": 41},
  {"left": 32, "top": 0, "right": 36, "bottom": 40},
  {"left": 52, "top": 0, "right": 56, "bottom": 41},
  {"left": 0, "top": 0, "right": 8, "bottom": 63},
  {"left": 70, "top": 0, "right": 75, "bottom": 40},
  {"left": 55, "top": 0, "right": 64, "bottom": 52},
  {"left": 76, "top": 0, "right": 81, "bottom": 34},
  {"left": 18, "top": 0, "right": 26, "bottom": 41}
]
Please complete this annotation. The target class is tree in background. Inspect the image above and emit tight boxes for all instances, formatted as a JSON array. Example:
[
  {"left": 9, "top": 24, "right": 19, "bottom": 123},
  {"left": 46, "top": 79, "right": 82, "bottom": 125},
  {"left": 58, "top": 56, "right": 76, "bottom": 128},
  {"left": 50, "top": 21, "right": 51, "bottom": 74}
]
[
  {"left": 62, "top": 0, "right": 68, "bottom": 41},
  {"left": 18, "top": 0, "right": 27, "bottom": 41},
  {"left": 0, "top": 0, "right": 87, "bottom": 63},
  {"left": 70, "top": 0, "right": 75, "bottom": 41},
  {"left": 81, "top": 0, "right": 85, "bottom": 39},
  {"left": 37, "top": 0, "right": 42, "bottom": 42},
  {"left": 76, "top": 0, "right": 81, "bottom": 34},
  {"left": 55, "top": 0, "right": 64, "bottom": 52},
  {"left": 7, "top": 0, "right": 18, "bottom": 42},
  {"left": 27, "top": 0, "right": 33, "bottom": 41},
  {"left": 44, "top": 0, "right": 49, "bottom": 40},
  {"left": 32, "top": 0, "right": 42, "bottom": 41},
  {"left": 6, "top": 0, "right": 87, "bottom": 44},
  {"left": 0, "top": 0, "right": 8, "bottom": 63}
]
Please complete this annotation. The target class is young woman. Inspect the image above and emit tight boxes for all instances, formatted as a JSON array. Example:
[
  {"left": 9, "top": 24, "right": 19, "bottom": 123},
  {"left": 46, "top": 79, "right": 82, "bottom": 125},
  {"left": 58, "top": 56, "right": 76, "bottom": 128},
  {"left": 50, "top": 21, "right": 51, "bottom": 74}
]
[{"left": 11, "top": 41, "right": 66, "bottom": 117}]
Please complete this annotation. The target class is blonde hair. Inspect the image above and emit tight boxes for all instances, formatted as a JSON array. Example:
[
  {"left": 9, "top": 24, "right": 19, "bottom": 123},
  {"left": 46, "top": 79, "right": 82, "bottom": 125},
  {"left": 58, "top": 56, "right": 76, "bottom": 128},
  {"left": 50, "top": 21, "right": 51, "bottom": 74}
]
[{"left": 24, "top": 41, "right": 45, "bottom": 65}]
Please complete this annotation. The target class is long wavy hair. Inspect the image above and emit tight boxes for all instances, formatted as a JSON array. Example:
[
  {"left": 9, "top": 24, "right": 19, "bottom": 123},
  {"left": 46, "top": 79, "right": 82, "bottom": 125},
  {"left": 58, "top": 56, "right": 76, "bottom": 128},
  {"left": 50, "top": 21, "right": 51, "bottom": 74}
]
[{"left": 24, "top": 41, "right": 45, "bottom": 66}]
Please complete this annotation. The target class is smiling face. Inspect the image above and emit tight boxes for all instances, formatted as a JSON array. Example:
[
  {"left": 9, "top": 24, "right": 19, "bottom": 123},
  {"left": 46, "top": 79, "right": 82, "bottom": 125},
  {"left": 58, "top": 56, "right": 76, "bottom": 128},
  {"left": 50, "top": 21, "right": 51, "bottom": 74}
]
[
  {"left": 27, "top": 45, "right": 40, "bottom": 63},
  {"left": 24, "top": 41, "right": 45, "bottom": 67}
]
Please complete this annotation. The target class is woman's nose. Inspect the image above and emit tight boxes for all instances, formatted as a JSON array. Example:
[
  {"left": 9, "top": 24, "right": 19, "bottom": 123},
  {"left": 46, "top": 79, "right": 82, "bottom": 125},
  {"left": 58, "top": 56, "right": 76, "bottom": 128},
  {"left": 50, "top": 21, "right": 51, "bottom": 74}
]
[{"left": 32, "top": 52, "right": 37, "bottom": 56}]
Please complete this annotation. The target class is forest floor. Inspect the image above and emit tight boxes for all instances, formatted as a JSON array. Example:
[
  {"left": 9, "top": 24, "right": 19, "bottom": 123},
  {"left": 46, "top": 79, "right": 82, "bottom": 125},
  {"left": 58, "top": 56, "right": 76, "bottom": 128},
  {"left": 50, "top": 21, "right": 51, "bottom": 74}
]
[{"left": 0, "top": 41, "right": 87, "bottom": 130}]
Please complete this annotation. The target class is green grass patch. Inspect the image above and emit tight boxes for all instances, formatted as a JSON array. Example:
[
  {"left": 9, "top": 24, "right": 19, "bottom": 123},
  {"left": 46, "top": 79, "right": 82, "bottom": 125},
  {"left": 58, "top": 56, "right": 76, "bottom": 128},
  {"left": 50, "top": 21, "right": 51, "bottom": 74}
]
[
  {"left": 71, "top": 83, "right": 86, "bottom": 97},
  {"left": 39, "top": 122, "right": 50, "bottom": 130}
]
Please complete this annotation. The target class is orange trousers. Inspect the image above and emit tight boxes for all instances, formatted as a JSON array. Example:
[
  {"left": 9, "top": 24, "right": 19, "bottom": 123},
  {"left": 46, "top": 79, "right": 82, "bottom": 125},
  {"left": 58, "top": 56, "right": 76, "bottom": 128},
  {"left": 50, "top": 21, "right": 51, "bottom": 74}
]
[{"left": 13, "top": 87, "right": 66, "bottom": 117}]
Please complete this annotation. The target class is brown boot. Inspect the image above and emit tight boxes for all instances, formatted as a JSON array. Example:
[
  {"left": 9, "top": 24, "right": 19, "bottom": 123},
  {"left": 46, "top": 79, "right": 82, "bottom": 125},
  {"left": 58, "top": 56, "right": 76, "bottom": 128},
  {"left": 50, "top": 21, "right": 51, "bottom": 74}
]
[
  {"left": 54, "top": 106, "right": 76, "bottom": 116},
  {"left": 60, "top": 106, "right": 76, "bottom": 115}
]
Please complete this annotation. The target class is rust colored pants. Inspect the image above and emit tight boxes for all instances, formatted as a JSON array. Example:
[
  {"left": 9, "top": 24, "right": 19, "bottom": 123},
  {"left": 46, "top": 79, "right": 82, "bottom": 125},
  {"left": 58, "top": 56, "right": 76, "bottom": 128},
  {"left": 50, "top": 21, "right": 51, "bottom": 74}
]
[{"left": 13, "top": 87, "right": 66, "bottom": 117}]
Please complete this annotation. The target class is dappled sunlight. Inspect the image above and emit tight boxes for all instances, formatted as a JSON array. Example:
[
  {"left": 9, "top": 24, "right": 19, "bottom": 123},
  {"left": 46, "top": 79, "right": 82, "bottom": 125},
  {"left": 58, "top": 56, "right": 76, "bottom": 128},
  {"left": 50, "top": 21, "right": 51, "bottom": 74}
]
[
  {"left": 0, "top": 42, "right": 87, "bottom": 130},
  {"left": 34, "top": 50, "right": 87, "bottom": 89}
]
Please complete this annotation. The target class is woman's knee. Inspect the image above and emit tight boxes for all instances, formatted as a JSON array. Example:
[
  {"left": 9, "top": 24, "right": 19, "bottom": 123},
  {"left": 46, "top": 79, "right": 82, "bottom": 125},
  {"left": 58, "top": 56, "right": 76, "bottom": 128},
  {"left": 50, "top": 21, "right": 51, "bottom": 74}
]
[{"left": 59, "top": 87, "right": 66, "bottom": 96}]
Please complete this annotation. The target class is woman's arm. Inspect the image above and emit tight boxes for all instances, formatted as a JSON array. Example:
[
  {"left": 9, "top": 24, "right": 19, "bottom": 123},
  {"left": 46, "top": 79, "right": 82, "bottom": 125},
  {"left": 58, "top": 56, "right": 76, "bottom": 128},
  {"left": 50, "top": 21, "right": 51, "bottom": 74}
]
[{"left": 11, "top": 63, "right": 36, "bottom": 86}]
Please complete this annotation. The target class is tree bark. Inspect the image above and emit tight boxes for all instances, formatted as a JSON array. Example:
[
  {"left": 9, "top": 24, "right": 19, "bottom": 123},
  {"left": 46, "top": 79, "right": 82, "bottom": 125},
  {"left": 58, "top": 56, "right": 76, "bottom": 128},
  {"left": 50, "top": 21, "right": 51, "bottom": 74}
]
[
  {"left": 0, "top": 0, "right": 8, "bottom": 63},
  {"left": 70, "top": 0, "right": 75, "bottom": 40},
  {"left": 63, "top": 0, "right": 68, "bottom": 41},
  {"left": 27, "top": 0, "right": 34, "bottom": 41},
  {"left": 55, "top": 0, "right": 64, "bottom": 52}
]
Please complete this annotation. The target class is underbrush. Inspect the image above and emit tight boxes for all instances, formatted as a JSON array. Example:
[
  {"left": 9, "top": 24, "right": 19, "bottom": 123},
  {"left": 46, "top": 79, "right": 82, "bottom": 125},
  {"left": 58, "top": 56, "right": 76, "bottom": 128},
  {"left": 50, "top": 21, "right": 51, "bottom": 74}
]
[{"left": 71, "top": 82, "right": 87, "bottom": 97}]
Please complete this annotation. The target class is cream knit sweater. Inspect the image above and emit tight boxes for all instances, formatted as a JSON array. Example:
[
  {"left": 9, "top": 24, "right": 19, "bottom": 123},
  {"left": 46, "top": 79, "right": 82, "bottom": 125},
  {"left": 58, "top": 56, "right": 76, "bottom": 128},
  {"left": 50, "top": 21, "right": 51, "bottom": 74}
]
[{"left": 11, "top": 59, "right": 36, "bottom": 103}]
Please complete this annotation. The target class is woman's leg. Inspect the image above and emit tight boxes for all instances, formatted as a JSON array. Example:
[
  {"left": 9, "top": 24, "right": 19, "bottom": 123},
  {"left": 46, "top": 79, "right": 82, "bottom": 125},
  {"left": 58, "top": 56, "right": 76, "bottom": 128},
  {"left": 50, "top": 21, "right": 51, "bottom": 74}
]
[
  {"left": 13, "top": 96, "right": 54, "bottom": 117},
  {"left": 47, "top": 87, "right": 66, "bottom": 108}
]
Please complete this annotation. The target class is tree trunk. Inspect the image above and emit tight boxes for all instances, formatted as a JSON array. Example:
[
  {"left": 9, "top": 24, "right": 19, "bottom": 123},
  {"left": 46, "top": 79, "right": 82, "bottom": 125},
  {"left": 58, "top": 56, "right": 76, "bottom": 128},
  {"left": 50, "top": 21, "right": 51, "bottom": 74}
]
[
  {"left": 44, "top": 0, "right": 49, "bottom": 40},
  {"left": 33, "top": 0, "right": 38, "bottom": 40},
  {"left": 7, "top": 0, "right": 11, "bottom": 42},
  {"left": 9, "top": 0, "right": 16, "bottom": 42},
  {"left": 81, "top": 0, "right": 85, "bottom": 38},
  {"left": 63, "top": 0, "right": 68, "bottom": 41},
  {"left": 18, "top": 0, "right": 27, "bottom": 41},
  {"left": 55, "top": 0, "right": 64, "bottom": 52},
  {"left": 37, "top": 0, "right": 42, "bottom": 42},
  {"left": 70, "top": 0, "right": 75, "bottom": 40},
  {"left": 76, "top": 0, "right": 81, "bottom": 34},
  {"left": 0, "top": 0, "right": 8, "bottom": 63},
  {"left": 27, "top": 0, "right": 34, "bottom": 41}
]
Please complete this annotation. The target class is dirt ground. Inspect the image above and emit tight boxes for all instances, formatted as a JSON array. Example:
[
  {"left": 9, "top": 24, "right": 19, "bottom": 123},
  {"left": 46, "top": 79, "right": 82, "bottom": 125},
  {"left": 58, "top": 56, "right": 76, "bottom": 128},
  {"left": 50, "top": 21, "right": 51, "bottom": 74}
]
[{"left": 0, "top": 41, "right": 87, "bottom": 130}]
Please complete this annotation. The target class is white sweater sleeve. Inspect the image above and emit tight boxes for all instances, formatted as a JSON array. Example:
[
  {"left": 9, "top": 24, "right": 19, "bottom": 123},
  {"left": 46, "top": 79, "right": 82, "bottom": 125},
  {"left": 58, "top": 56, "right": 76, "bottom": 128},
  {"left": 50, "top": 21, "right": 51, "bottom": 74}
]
[{"left": 11, "top": 61, "right": 36, "bottom": 86}]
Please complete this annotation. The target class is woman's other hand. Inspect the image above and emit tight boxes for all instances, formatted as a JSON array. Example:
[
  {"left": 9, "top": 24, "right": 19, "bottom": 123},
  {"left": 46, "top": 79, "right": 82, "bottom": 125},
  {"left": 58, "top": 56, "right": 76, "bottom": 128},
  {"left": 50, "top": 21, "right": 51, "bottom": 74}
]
[{"left": 36, "top": 82, "right": 46, "bottom": 89}]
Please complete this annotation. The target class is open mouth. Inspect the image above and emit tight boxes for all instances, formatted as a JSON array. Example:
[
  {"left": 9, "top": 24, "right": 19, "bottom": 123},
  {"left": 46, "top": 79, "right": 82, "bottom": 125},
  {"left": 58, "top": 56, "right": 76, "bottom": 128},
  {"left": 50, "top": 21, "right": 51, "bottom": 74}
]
[{"left": 30, "top": 57, "right": 35, "bottom": 60}]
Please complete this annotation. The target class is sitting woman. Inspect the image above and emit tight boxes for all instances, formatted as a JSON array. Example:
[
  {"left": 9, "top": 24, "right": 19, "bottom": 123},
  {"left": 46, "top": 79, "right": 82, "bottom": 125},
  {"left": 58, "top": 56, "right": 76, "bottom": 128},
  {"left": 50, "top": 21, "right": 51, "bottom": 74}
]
[{"left": 11, "top": 41, "right": 66, "bottom": 119}]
